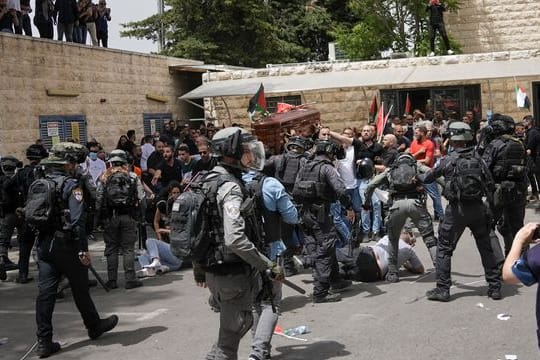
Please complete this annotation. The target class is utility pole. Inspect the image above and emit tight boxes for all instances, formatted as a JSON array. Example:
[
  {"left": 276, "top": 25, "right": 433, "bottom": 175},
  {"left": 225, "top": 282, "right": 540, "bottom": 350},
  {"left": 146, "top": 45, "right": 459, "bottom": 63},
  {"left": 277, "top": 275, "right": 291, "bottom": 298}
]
[{"left": 157, "top": 0, "right": 165, "bottom": 51}]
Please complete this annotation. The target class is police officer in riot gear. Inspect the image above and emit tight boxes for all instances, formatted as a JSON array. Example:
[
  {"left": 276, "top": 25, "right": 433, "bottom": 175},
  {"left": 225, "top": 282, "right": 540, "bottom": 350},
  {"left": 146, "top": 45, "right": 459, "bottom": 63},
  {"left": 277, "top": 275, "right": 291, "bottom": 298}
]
[
  {"left": 10, "top": 145, "right": 48, "bottom": 283},
  {"left": 33, "top": 143, "right": 118, "bottom": 358},
  {"left": 418, "top": 122, "right": 502, "bottom": 302},
  {"left": 95, "top": 149, "right": 145, "bottom": 290},
  {"left": 264, "top": 135, "right": 312, "bottom": 276},
  {"left": 364, "top": 152, "right": 437, "bottom": 283},
  {"left": 481, "top": 113, "right": 528, "bottom": 256},
  {"left": 0, "top": 155, "right": 23, "bottom": 280},
  {"left": 195, "top": 127, "right": 284, "bottom": 360},
  {"left": 293, "top": 139, "right": 354, "bottom": 303}
]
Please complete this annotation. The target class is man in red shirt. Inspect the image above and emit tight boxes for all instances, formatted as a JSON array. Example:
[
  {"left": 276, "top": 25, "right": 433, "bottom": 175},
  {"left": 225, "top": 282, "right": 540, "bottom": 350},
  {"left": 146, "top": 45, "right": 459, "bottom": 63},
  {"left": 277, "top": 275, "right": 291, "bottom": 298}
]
[{"left": 410, "top": 124, "right": 444, "bottom": 220}]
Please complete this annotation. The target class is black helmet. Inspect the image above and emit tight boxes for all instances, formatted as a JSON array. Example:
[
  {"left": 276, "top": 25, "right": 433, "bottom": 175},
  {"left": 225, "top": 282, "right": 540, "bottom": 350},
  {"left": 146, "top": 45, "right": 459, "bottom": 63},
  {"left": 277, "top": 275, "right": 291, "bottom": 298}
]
[
  {"left": 490, "top": 113, "right": 515, "bottom": 135},
  {"left": 0, "top": 155, "right": 22, "bottom": 176},
  {"left": 26, "top": 144, "right": 47, "bottom": 161},
  {"left": 356, "top": 158, "right": 375, "bottom": 179},
  {"left": 285, "top": 136, "right": 308, "bottom": 153},
  {"left": 212, "top": 127, "right": 265, "bottom": 171},
  {"left": 314, "top": 140, "right": 345, "bottom": 160}
]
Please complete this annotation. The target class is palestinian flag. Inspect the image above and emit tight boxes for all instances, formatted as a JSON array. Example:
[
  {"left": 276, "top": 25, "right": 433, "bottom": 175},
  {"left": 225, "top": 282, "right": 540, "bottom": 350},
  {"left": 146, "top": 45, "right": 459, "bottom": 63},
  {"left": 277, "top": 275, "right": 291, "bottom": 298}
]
[
  {"left": 369, "top": 95, "right": 378, "bottom": 123},
  {"left": 515, "top": 82, "right": 531, "bottom": 110},
  {"left": 248, "top": 84, "right": 267, "bottom": 120}
]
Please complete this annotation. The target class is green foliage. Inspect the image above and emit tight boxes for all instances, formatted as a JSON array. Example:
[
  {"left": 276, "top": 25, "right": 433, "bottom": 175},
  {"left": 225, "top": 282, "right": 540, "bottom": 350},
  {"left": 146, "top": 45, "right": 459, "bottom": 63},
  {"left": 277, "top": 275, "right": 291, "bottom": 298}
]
[{"left": 334, "top": 0, "right": 463, "bottom": 60}]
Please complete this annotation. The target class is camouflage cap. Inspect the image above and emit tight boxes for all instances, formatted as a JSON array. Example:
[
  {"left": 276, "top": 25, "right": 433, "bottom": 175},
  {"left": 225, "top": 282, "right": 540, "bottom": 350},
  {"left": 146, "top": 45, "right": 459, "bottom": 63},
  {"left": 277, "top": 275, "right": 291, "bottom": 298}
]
[
  {"left": 48, "top": 142, "right": 88, "bottom": 164},
  {"left": 109, "top": 149, "right": 128, "bottom": 164}
]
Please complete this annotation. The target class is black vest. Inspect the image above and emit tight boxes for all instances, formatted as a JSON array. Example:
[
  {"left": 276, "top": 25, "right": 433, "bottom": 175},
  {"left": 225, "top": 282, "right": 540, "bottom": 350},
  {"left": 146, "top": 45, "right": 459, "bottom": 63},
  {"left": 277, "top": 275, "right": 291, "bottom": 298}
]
[{"left": 491, "top": 135, "right": 527, "bottom": 183}]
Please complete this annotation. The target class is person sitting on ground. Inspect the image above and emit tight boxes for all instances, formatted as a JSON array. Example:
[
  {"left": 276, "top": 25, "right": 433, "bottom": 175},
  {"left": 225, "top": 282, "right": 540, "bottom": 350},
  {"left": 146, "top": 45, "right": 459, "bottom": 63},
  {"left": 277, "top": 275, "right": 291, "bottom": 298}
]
[
  {"left": 137, "top": 238, "right": 183, "bottom": 277},
  {"left": 336, "top": 229, "right": 424, "bottom": 282}
]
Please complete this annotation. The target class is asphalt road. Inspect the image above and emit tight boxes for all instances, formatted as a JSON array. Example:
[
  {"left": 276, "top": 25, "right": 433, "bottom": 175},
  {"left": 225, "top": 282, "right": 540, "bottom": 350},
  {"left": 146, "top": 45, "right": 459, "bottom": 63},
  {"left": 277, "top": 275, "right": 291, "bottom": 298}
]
[{"left": 1, "top": 208, "right": 539, "bottom": 360}]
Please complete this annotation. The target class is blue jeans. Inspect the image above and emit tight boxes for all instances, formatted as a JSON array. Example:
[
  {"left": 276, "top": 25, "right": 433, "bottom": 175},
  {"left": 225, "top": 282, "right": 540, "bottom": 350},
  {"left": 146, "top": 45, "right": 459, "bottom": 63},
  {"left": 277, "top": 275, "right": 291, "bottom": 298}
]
[
  {"left": 138, "top": 238, "right": 182, "bottom": 270},
  {"left": 424, "top": 182, "right": 444, "bottom": 219},
  {"left": 358, "top": 179, "right": 382, "bottom": 234},
  {"left": 331, "top": 202, "right": 351, "bottom": 248}
]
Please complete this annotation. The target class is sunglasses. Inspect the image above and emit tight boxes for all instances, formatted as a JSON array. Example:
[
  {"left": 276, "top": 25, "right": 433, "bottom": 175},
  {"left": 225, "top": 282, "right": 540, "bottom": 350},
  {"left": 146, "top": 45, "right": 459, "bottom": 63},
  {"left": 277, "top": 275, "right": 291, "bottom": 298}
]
[{"left": 199, "top": 151, "right": 208, "bottom": 155}]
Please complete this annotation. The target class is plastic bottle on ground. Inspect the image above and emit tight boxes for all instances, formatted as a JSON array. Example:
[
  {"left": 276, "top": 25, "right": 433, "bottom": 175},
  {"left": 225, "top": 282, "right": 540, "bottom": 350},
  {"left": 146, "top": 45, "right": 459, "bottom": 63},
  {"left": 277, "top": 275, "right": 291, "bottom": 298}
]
[{"left": 284, "top": 325, "right": 307, "bottom": 336}]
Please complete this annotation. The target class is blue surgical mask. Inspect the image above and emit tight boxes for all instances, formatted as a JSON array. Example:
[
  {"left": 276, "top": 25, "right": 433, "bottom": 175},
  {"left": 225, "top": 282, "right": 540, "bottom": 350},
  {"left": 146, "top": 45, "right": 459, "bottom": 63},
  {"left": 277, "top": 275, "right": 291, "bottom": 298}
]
[{"left": 89, "top": 152, "right": 98, "bottom": 160}]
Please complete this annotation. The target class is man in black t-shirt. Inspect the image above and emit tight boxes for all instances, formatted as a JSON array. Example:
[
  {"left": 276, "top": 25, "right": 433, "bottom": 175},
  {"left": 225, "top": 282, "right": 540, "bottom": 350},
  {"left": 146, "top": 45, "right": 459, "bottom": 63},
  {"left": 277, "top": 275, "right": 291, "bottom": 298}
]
[{"left": 152, "top": 144, "right": 182, "bottom": 193}]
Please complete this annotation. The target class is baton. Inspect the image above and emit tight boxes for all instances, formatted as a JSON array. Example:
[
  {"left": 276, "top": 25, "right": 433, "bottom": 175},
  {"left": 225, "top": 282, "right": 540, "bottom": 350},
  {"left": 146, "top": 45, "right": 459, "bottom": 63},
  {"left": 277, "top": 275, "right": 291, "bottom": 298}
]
[
  {"left": 276, "top": 254, "right": 306, "bottom": 294},
  {"left": 281, "top": 278, "right": 306, "bottom": 294},
  {"left": 88, "top": 263, "right": 110, "bottom": 292}
]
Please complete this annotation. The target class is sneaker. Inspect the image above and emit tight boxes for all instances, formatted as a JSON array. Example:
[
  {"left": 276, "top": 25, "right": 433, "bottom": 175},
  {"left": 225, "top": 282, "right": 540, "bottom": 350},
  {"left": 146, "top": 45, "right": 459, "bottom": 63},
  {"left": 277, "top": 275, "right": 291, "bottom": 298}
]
[
  {"left": 313, "top": 293, "right": 342, "bottom": 303},
  {"left": 330, "top": 279, "right": 352, "bottom": 292},
  {"left": 156, "top": 265, "right": 170, "bottom": 274},
  {"left": 447, "top": 49, "right": 454, "bottom": 55},
  {"left": 88, "top": 315, "right": 119, "bottom": 340},
  {"left": 386, "top": 271, "right": 399, "bottom": 283},
  {"left": 137, "top": 268, "right": 156, "bottom": 278},
  {"left": 528, "top": 194, "right": 539, "bottom": 202},
  {"left": 426, "top": 287, "right": 450, "bottom": 302},
  {"left": 36, "top": 339, "right": 61, "bottom": 358},
  {"left": 428, "top": 51, "right": 435, "bottom": 57},
  {"left": 488, "top": 288, "right": 502, "bottom": 300},
  {"left": 105, "top": 280, "right": 118, "bottom": 289},
  {"left": 148, "top": 258, "right": 162, "bottom": 268},
  {"left": 125, "top": 280, "right": 143, "bottom": 289}
]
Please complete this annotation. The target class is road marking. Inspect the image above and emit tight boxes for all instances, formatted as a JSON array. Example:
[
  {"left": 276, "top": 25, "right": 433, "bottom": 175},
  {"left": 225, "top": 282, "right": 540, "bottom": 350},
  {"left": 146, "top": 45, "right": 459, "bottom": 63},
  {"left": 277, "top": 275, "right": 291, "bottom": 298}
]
[{"left": 0, "top": 308, "right": 169, "bottom": 322}]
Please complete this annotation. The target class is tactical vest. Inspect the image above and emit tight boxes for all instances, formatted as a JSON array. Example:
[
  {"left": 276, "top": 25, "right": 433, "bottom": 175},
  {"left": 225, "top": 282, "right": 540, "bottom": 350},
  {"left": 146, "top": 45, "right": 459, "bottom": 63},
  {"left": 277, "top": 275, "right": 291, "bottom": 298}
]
[
  {"left": 491, "top": 135, "right": 527, "bottom": 183},
  {"left": 275, "top": 152, "right": 306, "bottom": 193},
  {"left": 246, "top": 174, "right": 281, "bottom": 244},
  {"left": 293, "top": 159, "right": 335, "bottom": 204}
]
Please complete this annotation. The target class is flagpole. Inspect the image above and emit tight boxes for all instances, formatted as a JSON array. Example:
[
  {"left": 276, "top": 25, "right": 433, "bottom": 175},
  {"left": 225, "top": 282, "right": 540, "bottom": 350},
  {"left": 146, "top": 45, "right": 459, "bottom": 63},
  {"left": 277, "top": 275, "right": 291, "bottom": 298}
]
[{"left": 378, "top": 104, "right": 394, "bottom": 143}]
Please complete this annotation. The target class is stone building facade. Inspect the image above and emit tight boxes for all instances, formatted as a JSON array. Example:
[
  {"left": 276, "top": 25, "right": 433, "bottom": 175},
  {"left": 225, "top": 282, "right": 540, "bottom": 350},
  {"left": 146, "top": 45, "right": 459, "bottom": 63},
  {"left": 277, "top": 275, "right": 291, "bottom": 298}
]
[
  {"left": 0, "top": 33, "right": 203, "bottom": 159},
  {"left": 185, "top": 50, "right": 539, "bottom": 129},
  {"left": 446, "top": 0, "right": 540, "bottom": 54}
]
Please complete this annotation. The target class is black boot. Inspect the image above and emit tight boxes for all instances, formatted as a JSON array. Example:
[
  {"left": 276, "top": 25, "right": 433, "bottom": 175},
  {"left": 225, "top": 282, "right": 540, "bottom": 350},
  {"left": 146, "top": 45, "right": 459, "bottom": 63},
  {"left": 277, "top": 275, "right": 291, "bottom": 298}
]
[
  {"left": 16, "top": 272, "right": 33, "bottom": 284},
  {"left": 36, "top": 339, "right": 61, "bottom": 358},
  {"left": 88, "top": 315, "right": 119, "bottom": 340},
  {"left": 0, "top": 256, "right": 6, "bottom": 281}
]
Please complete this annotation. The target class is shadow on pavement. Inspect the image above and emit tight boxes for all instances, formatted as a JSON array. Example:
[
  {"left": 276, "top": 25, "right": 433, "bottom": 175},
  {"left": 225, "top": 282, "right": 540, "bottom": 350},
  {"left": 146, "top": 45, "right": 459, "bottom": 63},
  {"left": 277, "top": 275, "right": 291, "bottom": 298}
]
[
  {"left": 273, "top": 340, "right": 350, "bottom": 359},
  {"left": 62, "top": 325, "right": 168, "bottom": 353}
]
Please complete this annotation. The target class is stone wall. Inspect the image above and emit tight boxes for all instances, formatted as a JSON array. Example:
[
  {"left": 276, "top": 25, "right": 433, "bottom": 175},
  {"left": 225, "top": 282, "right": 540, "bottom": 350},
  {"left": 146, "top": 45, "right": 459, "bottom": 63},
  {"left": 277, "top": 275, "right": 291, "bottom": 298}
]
[
  {"left": 204, "top": 51, "right": 539, "bottom": 129},
  {"left": 0, "top": 33, "right": 202, "bottom": 160},
  {"left": 446, "top": 0, "right": 540, "bottom": 54}
]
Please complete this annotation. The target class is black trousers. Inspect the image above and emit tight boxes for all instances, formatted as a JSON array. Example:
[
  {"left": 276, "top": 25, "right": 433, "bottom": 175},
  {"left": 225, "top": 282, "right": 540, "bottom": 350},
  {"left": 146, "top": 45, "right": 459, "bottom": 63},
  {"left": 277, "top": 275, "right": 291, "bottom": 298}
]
[
  {"left": 429, "top": 22, "right": 450, "bottom": 52},
  {"left": 301, "top": 209, "right": 341, "bottom": 298},
  {"left": 436, "top": 201, "right": 502, "bottom": 292},
  {"left": 36, "top": 20, "right": 53, "bottom": 39},
  {"left": 36, "top": 232, "right": 100, "bottom": 340},
  {"left": 495, "top": 198, "right": 526, "bottom": 255}
]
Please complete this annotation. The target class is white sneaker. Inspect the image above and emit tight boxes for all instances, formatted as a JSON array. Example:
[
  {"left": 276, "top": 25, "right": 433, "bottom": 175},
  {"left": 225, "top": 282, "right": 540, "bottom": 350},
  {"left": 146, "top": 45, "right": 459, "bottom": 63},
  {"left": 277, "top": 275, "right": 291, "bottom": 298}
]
[
  {"left": 428, "top": 51, "right": 435, "bottom": 57},
  {"left": 447, "top": 49, "right": 454, "bottom": 55},
  {"left": 156, "top": 265, "right": 170, "bottom": 274},
  {"left": 137, "top": 268, "right": 156, "bottom": 278},
  {"left": 148, "top": 258, "right": 162, "bottom": 268}
]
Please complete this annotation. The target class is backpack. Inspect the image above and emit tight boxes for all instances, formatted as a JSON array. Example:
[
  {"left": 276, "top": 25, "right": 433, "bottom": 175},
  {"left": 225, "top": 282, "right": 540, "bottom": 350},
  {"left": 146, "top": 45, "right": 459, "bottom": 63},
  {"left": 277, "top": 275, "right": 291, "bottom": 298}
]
[
  {"left": 104, "top": 172, "right": 137, "bottom": 208},
  {"left": 25, "top": 176, "right": 66, "bottom": 230},
  {"left": 492, "top": 135, "right": 527, "bottom": 181},
  {"left": 276, "top": 153, "right": 305, "bottom": 192},
  {"left": 388, "top": 155, "right": 418, "bottom": 194},
  {"left": 446, "top": 152, "right": 486, "bottom": 202},
  {"left": 169, "top": 171, "right": 239, "bottom": 263}
]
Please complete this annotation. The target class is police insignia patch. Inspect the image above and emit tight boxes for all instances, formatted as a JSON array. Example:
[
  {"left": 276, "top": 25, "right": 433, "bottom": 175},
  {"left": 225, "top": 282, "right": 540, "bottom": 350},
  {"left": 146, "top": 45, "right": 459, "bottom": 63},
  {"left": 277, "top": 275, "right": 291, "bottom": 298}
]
[{"left": 224, "top": 203, "right": 240, "bottom": 219}]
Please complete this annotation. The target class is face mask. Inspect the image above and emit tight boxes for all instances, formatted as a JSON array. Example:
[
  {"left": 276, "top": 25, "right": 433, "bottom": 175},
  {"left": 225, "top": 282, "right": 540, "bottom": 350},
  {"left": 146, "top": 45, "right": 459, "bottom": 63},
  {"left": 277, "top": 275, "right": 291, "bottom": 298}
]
[{"left": 89, "top": 152, "right": 98, "bottom": 160}]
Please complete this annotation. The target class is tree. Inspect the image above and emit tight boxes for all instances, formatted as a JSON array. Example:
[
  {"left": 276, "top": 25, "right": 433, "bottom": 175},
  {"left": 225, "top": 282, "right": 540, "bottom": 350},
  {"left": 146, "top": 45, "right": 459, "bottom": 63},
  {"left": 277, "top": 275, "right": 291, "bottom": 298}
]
[
  {"left": 333, "top": 0, "right": 461, "bottom": 60},
  {"left": 121, "top": 0, "right": 360, "bottom": 66}
]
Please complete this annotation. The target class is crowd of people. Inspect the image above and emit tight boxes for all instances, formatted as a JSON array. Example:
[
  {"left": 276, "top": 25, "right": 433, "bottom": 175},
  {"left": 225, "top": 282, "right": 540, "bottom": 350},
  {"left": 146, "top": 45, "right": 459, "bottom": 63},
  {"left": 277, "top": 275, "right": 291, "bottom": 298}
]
[
  {"left": 0, "top": 0, "right": 111, "bottom": 47},
  {"left": 1, "top": 109, "right": 540, "bottom": 358}
]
